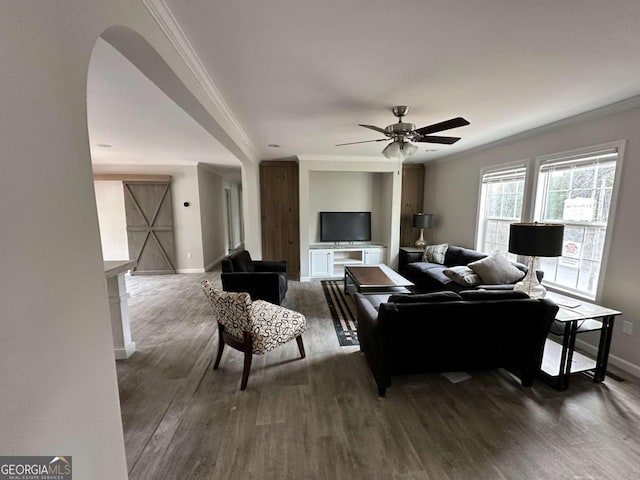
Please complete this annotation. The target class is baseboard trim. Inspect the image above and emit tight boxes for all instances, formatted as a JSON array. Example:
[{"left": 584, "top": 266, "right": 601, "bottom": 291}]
[
  {"left": 114, "top": 342, "right": 136, "bottom": 360},
  {"left": 575, "top": 338, "right": 640, "bottom": 379},
  {"left": 176, "top": 268, "right": 205, "bottom": 274}
]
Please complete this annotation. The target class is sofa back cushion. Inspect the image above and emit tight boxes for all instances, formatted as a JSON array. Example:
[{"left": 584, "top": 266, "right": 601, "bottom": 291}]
[
  {"left": 458, "top": 290, "right": 529, "bottom": 301},
  {"left": 444, "top": 245, "right": 487, "bottom": 266},
  {"left": 222, "top": 250, "right": 255, "bottom": 273},
  {"left": 388, "top": 291, "right": 462, "bottom": 303}
]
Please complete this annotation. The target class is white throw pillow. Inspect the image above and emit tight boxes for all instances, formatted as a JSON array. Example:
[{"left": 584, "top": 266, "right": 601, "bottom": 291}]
[
  {"left": 422, "top": 243, "right": 448, "bottom": 264},
  {"left": 443, "top": 266, "right": 482, "bottom": 287},
  {"left": 467, "top": 252, "right": 525, "bottom": 285}
]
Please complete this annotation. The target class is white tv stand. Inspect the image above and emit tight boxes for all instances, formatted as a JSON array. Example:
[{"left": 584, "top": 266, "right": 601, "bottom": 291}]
[{"left": 309, "top": 243, "right": 387, "bottom": 278}]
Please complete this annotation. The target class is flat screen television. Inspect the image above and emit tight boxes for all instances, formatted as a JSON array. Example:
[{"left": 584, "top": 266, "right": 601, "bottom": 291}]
[{"left": 320, "top": 211, "right": 371, "bottom": 242}]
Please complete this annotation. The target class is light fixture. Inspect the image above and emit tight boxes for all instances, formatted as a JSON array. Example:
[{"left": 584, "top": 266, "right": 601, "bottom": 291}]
[
  {"left": 508, "top": 222, "right": 565, "bottom": 298},
  {"left": 382, "top": 139, "right": 418, "bottom": 160},
  {"left": 412, "top": 213, "right": 434, "bottom": 249}
]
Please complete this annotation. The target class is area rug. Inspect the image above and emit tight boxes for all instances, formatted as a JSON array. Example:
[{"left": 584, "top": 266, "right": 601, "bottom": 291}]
[{"left": 321, "top": 280, "right": 359, "bottom": 346}]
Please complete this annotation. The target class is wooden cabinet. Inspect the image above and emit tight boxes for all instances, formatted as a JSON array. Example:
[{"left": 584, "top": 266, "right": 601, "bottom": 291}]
[
  {"left": 260, "top": 161, "right": 300, "bottom": 277},
  {"left": 400, "top": 164, "right": 425, "bottom": 248}
]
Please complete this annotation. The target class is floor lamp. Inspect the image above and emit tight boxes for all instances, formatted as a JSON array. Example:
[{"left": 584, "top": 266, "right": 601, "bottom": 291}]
[
  {"left": 412, "top": 213, "right": 433, "bottom": 249},
  {"left": 508, "top": 222, "right": 565, "bottom": 298}
]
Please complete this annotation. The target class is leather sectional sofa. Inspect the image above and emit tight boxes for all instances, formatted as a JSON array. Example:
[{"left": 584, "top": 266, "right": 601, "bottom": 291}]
[
  {"left": 400, "top": 245, "right": 543, "bottom": 293},
  {"left": 354, "top": 290, "right": 558, "bottom": 396}
]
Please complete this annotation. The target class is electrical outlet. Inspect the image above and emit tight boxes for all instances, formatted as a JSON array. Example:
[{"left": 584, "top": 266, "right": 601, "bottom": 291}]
[
  {"left": 622, "top": 320, "right": 633, "bottom": 336},
  {"left": 187, "top": 252, "right": 192, "bottom": 259}
]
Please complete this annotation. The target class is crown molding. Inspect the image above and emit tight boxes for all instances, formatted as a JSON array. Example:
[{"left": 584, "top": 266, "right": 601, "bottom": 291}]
[{"left": 142, "top": 0, "right": 258, "bottom": 162}]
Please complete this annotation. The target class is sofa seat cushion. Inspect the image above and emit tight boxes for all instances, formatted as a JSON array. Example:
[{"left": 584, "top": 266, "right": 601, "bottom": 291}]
[
  {"left": 407, "top": 261, "right": 445, "bottom": 272},
  {"left": 250, "top": 300, "right": 306, "bottom": 354}
]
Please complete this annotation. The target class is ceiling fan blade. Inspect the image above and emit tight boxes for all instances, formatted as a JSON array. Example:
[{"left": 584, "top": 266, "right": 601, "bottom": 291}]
[
  {"left": 335, "top": 138, "right": 389, "bottom": 146},
  {"left": 414, "top": 117, "right": 470, "bottom": 135},
  {"left": 358, "top": 124, "right": 389, "bottom": 135},
  {"left": 414, "top": 135, "right": 462, "bottom": 145}
]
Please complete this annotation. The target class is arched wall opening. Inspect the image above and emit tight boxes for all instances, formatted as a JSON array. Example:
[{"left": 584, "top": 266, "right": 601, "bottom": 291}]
[{"left": 96, "top": 25, "right": 260, "bottom": 259}]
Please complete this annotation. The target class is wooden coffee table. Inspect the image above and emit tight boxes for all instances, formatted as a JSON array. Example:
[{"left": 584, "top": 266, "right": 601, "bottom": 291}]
[{"left": 344, "top": 264, "right": 414, "bottom": 295}]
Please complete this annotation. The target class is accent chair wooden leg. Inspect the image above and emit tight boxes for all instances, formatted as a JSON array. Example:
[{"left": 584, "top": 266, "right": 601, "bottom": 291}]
[
  {"left": 240, "top": 331, "right": 253, "bottom": 391},
  {"left": 213, "top": 323, "right": 225, "bottom": 370},
  {"left": 296, "top": 335, "right": 306, "bottom": 359}
]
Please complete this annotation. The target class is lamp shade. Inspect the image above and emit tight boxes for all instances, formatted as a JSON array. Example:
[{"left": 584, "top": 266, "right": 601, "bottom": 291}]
[
  {"left": 508, "top": 223, "right": 565, "bottom": 257},
  {"left": 413, "top": 213, "right": 434, "bottom": 229}
]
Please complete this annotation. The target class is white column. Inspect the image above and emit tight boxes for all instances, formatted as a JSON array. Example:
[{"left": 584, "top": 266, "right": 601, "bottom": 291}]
[{"left": 104, "top": 260, "right": 137, "bottom": 359}]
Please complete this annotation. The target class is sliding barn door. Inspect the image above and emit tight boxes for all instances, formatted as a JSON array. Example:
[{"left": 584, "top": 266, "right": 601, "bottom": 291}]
[{"left": 123, "top": 181, "right": 176, "bottom": 275}]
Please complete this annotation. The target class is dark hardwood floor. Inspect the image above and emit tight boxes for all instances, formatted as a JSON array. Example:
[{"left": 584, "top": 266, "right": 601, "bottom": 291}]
[{"left": 117, "top": 270, "right": 640, "bottom": 479}]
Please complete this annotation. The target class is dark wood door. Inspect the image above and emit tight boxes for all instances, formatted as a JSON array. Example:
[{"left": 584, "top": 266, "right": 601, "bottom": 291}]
[
  {"left": 400, "top": 164, "right": 425, "bottom": 247},
  {"left": 260, "top": 161, "right": 300, "bottom": 278},
  {"left": 123, "top": 181, "right": 176, "bottom": 275}
]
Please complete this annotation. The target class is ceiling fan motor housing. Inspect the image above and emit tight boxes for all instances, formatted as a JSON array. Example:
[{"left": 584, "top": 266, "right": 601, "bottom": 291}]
[{"left": 386, "top": 122, "right": 416, "bottom": 135}]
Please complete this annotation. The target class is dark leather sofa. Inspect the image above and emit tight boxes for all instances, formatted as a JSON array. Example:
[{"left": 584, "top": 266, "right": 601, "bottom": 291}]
[
  {"left": 354, "top": 290, "right": 558, "bottom": 396},
  {"left": 400, "top": 245, "right": 543, "bottom": 293},
  {"left": 220, "top": 250, "right": 288, "bottom": 305}
]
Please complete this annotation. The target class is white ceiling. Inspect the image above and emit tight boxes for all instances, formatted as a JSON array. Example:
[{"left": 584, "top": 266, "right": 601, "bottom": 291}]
[
  {"left": 88, "top": 1, "right": 640, "bottom": 168},
  {"left": 87, "top": 38, "right": 241, "bottom": 170}
]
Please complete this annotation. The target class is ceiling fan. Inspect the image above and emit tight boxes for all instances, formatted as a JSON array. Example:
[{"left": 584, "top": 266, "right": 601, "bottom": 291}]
[{"left": 336, "top": 106, "right": 470, "bottom": 160}]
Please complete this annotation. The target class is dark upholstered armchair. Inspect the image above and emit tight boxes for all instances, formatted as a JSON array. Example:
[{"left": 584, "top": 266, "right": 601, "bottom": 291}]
[{"left": 220, "top": 250, "right": 288, "bottom": 305}]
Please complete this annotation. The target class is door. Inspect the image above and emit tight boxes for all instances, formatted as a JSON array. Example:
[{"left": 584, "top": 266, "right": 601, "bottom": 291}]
[
  {"left": 400, "top": 164, "right": 425, "bottom": 247},
  {"left": 260, "top": 161, "right": 300, "bottom": 277},
  {"left": 123, "top": 181, "right": 176, "bottom": 275}
]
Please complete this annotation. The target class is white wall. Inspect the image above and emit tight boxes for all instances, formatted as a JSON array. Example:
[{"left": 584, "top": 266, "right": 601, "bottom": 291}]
[
  {"left": 422, "top": 102, "right": 640, "bottom": 376},
  {"left": 93, "top": 165, "right": 206, "bottom": 272},
  {"left": 1, "top": 4, "right": 261, "bottom": 476},
  {"left": 298, "top": 156, "right": 402, "bottom": 280},
  {"left": 94, "top": 181, "right": 129, "bottom": 260},
  {"left": 228, "top": 182, "right": 243, "bottom": 249},
  {"left": 309, "top": 171, "right": 375, "bottom": 242},
  {"left": 0, "top": 5, "right": 131, "bottom": 479},
  {"left": 197, "top": 165, "right": 227, "bottom": 270}
]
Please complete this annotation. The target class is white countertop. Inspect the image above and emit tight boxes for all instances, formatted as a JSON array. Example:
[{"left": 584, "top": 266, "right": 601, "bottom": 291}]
[{"left": 104, "top": 260, "right": 137, "bottom": 278}]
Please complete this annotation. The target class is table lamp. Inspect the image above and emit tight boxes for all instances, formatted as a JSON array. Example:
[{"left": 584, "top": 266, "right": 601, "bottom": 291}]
[
  {"left": 412, "top": 213, "right": 434, "bottom": 249},
  {"left": 508, "top": 222, "right": 565, "bottom": 298}
]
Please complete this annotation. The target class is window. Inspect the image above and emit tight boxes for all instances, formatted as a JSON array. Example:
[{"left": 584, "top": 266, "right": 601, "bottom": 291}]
[
  {"left": 476, "top": 164, "right": 527, "bottom": 260},
  {"left": 533, "top": 144, "right": 623, "bottom": 299}
]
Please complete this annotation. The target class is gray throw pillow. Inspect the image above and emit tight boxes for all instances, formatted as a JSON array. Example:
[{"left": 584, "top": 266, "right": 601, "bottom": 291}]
[
  {"left": 422, "top": 243, "right": 448, "bottom": 264},
  {"left": 443, "top": 266, "right": 482, "bottom": 287},
  {"left": 468, "top": 252, "right": 525, "bottom": 285}
]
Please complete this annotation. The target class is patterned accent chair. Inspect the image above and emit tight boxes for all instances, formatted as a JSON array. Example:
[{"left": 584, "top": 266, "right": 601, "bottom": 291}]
[{"left": 201, "top": 280, "right": 306, "bottom": 390}]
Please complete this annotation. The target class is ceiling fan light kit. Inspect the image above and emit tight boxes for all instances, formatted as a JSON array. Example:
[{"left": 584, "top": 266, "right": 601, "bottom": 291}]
[
  {"left": 382, "top": 140, "right": 418, "bottom": 160},
  {"left": 336, "top": 106, "right": 470, "bottom": 160}
]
